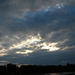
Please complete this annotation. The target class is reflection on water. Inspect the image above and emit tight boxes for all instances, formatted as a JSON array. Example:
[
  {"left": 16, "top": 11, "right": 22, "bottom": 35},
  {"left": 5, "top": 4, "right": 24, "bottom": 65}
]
[
  {"left": 42, "top": 72, "right": 75, "bottom": 75},
  {"left": 1, "top": 72, "right": 75, "bottom": 75},
  {"left": 28, "top": 72, "right": 75, "bottom": 75}
]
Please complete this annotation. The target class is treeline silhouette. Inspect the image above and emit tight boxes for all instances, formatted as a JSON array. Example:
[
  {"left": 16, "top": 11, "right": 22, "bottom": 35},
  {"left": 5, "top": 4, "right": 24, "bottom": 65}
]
[{"left": 0, "top": 63, "right": 75, "bottom": 74}]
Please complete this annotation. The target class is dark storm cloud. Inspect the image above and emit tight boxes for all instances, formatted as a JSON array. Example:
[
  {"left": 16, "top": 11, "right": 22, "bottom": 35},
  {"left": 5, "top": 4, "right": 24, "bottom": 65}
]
[
  {"left": 0, "top": 0, "right": 75, "bottom": 65},
  {"left": 3, "top": 5, "right": 74, "bottom": 35},
  {"left": 1, "top": 48, "right": 75, "bottom": 65},
  {"left": 0, "top": 0, "right": 75, "bottom": 17},
  {"left": 26, "top": 48, "right": 75, "bottom": 65}
]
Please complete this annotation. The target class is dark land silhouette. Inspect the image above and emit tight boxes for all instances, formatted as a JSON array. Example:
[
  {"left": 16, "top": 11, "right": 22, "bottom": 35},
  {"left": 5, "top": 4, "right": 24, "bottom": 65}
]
[{"left": 0, "top": 63, "right": 75, "bottom": 75}]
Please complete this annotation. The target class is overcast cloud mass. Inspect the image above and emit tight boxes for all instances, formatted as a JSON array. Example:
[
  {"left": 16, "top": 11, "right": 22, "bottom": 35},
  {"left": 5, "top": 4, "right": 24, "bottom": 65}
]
[{"left": 0, "top": 0, "right": 75, "bottom": 65}]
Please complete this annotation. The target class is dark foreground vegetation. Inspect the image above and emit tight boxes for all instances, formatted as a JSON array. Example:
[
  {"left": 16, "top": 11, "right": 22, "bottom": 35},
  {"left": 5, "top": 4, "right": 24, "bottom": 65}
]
[{"left": 0, "top": 63, "right": 75, "bottom": 74}]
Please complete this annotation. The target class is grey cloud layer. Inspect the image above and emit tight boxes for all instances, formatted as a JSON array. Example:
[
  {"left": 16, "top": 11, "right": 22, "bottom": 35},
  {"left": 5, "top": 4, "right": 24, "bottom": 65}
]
[
  {"left": 0, "top": 0, "right": 75, "bottom": 65},
  {"left": 0, "top": 48, "right": 75, "bottom": 65},
  {"left": 0, "top": 0, "right": 75, "bottom": 17}
]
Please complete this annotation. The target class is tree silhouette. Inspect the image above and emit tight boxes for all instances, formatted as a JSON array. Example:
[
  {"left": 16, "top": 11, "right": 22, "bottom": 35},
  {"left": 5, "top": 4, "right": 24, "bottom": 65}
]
[{"left": 0, "top": 63, "right": 75, "bottom": 74}]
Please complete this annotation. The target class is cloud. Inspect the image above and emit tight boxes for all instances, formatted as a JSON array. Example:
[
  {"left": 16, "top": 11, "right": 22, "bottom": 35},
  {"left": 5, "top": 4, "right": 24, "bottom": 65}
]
[
  {"left": 0, "top": 0, "right": 75, "bottom": 18},
  {"left": 0, "top": 0, "right": 75, "bottom": 65},
  {"left": 0, "top": 47, "right": 75, "bottom": 65}
]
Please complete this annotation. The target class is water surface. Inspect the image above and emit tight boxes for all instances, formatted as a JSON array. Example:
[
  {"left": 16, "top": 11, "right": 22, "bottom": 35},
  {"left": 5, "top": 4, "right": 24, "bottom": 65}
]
[
  {"left": 29, "top": 72, "right": 75, "bottom": 75},
  {"left": 42, "top": 72, "right": 75, "bottom": 75}
]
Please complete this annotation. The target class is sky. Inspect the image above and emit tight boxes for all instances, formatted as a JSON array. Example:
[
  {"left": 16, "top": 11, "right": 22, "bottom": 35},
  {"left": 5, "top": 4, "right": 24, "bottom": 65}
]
[{"left": 0, "top": 0, "right": 75, "bottom": 65}]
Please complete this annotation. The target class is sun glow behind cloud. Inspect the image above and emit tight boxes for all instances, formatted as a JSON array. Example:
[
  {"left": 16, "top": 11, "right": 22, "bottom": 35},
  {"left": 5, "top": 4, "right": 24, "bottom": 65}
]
[
  {"left": 0, "top": 48, "right": 7, "bottom": 56},
  {"left": 40, "top": 43, "right": 59, "bottom": 51},
  {"left": 8, "top": 33, "right": 42, "bottom": 50},
  {"left": 16, "top": 50, "right": 33, "bottom": 55},
  {"left": 26, "top": 34, "right": 42, "bottom": 44},
  {"left": 0, "top": 33, "right": 61, "bottom": 56}
]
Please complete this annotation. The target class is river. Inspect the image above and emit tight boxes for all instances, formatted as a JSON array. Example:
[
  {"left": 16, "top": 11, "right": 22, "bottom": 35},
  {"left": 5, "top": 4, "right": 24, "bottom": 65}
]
[{"left": 30, "top": 72, "right": 75, "bottom": 75}]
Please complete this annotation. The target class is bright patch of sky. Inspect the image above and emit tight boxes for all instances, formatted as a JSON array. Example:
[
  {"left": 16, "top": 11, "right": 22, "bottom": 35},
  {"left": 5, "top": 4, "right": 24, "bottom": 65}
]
[{"left": 0, "top": 33, "right": 60, "bottom": 56}]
